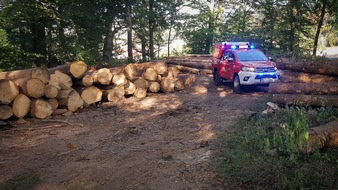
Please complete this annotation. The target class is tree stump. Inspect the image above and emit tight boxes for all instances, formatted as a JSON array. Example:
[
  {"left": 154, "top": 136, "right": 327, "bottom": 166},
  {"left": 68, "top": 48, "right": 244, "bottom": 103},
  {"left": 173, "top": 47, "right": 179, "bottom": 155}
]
[
  {"left": 0, "top": 79, "right": 19, "bottom": 104},
  {"left": 12, "top": 94, "right": 31, "bottom": 119}
]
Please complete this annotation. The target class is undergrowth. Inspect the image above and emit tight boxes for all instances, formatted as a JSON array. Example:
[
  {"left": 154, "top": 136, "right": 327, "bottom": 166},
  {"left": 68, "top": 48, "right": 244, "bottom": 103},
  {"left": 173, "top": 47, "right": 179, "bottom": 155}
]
[{"left": 219, "top": 105, "right": 338, "bottom": 189}]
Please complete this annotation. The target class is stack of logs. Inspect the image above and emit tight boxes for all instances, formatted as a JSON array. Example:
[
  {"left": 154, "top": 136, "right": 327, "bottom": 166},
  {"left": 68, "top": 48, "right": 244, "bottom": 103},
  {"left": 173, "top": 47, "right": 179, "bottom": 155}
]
[
  {"left": 269, "top": 59, "right": 338, "bottom": 107},
  {"left": 165, "top": 54, "right": 212, "bottom": 75},
  {"left": 0, "top": 61, "right": 196, "bottom": 120}
]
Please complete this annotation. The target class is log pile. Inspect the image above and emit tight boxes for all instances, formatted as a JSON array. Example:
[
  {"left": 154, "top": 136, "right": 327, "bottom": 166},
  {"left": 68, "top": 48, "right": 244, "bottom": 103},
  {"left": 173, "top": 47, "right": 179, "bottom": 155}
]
[
  {"left": 165, "top": 54, "right": 212, "bottom": 75},
  {"left": 0, "top": 61, "right": 197, "bottom": 120},
  {"left": 270, "top": 59, "right": 338, "bottom": 107}
]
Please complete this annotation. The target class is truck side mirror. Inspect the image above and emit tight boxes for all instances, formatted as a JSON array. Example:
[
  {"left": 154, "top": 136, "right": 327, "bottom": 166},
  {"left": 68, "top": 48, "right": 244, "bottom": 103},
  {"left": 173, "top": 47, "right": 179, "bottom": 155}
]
[
  {"left": 227, "top": 57, "right": 234, "bottom": 62},
  {"left": 269, "top": 57, "right": 274, "bottom": 61}
]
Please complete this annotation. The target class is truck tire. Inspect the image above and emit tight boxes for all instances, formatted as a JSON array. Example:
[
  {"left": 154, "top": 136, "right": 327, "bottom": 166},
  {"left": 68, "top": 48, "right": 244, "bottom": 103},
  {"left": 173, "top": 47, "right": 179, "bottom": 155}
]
[
  {"left": 233, "top": 75, "right": 242, "bottom": 94},
  {"left": 213, "top": 71, "right": 223, "bottom": 86}
]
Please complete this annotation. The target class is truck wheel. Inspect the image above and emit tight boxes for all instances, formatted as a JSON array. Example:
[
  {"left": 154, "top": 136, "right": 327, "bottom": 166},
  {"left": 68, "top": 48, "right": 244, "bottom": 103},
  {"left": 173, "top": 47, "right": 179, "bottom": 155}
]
[
  {"left": 233, "top": 75, "right": 242, "bottom": 94},
  {"left": 213, "top": 71, "right": 222, "bottom": 86}
]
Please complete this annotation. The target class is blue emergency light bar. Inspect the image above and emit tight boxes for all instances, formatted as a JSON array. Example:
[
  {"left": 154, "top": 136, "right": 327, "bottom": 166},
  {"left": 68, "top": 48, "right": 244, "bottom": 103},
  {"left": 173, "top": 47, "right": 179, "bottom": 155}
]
[{"left": 223, "top": 42, "right": 255, "bottom": 50}]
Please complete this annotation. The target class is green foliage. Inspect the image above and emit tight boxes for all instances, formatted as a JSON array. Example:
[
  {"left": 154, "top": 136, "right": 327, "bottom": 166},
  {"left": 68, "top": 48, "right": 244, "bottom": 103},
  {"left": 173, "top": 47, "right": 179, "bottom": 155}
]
[{"left": 219, "top": 104, "right": 338, "bottom": 189}]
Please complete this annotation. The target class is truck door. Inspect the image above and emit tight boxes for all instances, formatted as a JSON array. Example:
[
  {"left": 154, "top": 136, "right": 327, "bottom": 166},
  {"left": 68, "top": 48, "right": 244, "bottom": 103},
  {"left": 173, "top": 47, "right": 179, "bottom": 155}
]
[{"left": 221, "top": 51, "right": 235, "bottom": 80}]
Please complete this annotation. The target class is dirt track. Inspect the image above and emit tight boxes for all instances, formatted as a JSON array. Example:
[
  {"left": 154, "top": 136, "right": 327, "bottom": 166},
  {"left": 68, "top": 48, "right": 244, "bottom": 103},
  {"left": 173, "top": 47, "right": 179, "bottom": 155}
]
[{"left": 0, "top": 75, "right": 267, "bottom": 190}]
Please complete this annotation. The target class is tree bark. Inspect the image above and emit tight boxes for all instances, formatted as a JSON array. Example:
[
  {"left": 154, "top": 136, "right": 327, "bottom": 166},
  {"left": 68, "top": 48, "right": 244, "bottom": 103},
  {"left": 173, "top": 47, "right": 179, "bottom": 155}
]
[
  {"left": 127, "top": 4, "right": 133, "bottom": 62},
  {"left": 165, "top": 60, "right": 212, "bottom": 70},
  {"left": 272, "top": 94, "right": 338, "bottom": 107},
  {"left": 0, "top": 67, "right": 50, "bottom": 83},
  {"left": 312, "top": 0, "right": 327, "bottom": 56},
  {"left": 280, "top": 70, "right": 338, "bottom": 83},
  {"left": 0, "top": 79, "right": 19, "bottom": 104},
  {"left": 12, "top": 94, "right": 31, "bottom": 119},
  {"left": 269, "top": 82, "right": 338, "bottom": 95},
  {"left": 300, "top": 120, "right": 338, "bottom": 153},
  {"left": 276, "top": 60, "right": 338, "bottom": 76},
  {"left": 149, "top": 0, "right": 155, "bottom": 60}
]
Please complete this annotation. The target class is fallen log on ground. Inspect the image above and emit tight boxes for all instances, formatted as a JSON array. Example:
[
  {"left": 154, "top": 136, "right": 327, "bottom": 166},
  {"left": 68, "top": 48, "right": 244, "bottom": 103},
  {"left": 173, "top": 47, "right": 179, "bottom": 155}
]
[
  {"left": 276, "top": 60, "right": 338, "bottom": 76},
  {"left": 269, "top": 82, "right": 338, "bottom": 95},
  {"left": 300, "top": 120, "right": 338, "bottom": 153},
  {"left": 280, "top": 70, "right": 338, "bottom": 83},
  {"left": 272, "top": 94, "right": 338, "bottom": 107},
  {"left": 165, "top": 60, "right": 212, "bottom": 70}
]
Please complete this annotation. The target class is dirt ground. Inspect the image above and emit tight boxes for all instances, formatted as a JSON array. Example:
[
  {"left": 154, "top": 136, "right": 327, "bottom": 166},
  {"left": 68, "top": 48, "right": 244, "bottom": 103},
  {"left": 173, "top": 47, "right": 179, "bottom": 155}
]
[{"left": 0, "top": 74, "right": 268, "bottom": 190}]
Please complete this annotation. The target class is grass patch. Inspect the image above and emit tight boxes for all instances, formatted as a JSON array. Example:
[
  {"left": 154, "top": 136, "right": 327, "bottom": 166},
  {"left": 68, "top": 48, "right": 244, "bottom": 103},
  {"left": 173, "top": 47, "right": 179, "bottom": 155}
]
[{"left": 218, "top": 105, "right": 338, "bottom": 189}]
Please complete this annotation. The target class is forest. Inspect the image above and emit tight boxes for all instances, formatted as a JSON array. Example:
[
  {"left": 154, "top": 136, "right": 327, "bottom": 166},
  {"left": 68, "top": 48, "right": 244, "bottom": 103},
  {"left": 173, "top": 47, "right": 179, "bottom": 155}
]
[{"left": 0, "top": 0, "right": 337, "bottom": 71}]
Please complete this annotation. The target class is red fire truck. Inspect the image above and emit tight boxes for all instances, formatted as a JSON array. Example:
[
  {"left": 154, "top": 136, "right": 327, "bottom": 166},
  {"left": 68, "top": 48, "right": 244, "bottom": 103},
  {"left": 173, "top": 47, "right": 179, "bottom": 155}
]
[{"left": 211, "top": 42, "right": 281, "bottom": 93}]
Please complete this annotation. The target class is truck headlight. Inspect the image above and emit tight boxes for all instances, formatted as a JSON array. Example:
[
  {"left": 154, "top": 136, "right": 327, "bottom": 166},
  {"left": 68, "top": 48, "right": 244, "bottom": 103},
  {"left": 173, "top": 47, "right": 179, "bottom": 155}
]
[{"left": 241, "top": 67, "right": 255, "bottom": 72}]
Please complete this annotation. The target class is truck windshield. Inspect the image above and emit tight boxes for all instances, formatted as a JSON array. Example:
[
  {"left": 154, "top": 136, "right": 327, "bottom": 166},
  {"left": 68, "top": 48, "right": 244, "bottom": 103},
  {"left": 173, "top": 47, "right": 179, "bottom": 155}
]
[{"left": 236, "top": 51, "right": 268, "bottom": 61}]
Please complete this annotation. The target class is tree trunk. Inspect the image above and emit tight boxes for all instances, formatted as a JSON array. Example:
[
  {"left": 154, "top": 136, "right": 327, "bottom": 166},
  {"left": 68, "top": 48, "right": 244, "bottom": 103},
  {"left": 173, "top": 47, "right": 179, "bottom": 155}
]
[
  {"left": 0, "top": 79, "right": 19, "bottom": 104},
  {"left": 80, "top": 86, "right": 103, "bottom": 106},
  {"left": 12, "top": 94, "right": 31, "bottom": 119},
  {"left": 149, "top": 0, "right": 155, "bottom": 60},
  {"left": 56, "top": 89, "right": 83, "bottom": 112},
  {"left": 300, "top": 120, "right": 338, "bottom": 153},
  {"left": 70, "top": 60, "right": 88, "bottom": 79},
  {"left": 313, "top": 0, "right": 327, "bottom": 56},
  {"left": 269, "top": 82, "right": 338, "bottom": 95},
  {"left": 280, "top": 70, "right": 338, "bottom": 83},
  {"left": 127, "top": 5, "right": 133, "bottom": 62},
  {"left": 31, "top": 20, "right": 47, "bottom": 67},
  {"left": 30, "top": 99, "right": 53, "bottom": 119},
  {"left": 272, "top": 94, "right": 338, "bottom": 107},
  {"left": 289, "top": 0, "right": 298, "bottom": 53},
  {"left": 19, "top": 78, "right": 46, "bottom": 98},
  {"left": 102, "top": 21, "right": 113, "bottom": 64},
  {"left": 0, "top": 105, "right": 13, "bottom": 120}
]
